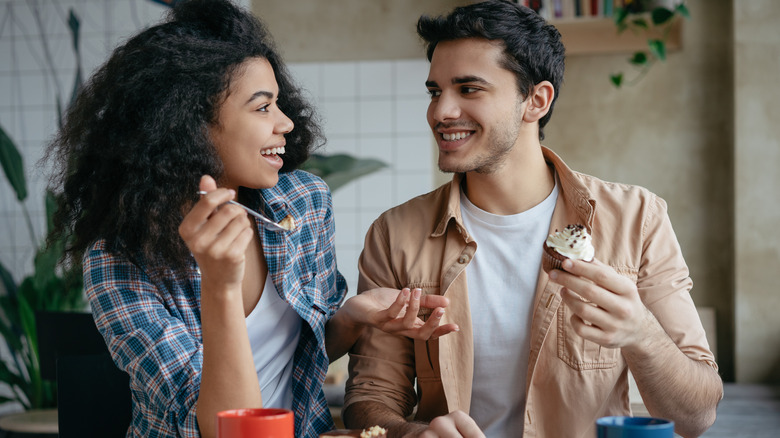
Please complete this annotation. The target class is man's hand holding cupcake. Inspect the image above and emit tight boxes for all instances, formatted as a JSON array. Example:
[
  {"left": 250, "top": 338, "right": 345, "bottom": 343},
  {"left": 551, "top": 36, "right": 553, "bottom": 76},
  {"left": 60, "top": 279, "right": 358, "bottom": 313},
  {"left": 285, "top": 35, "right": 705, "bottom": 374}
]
[{"left": 546, "top": 224, "right": 660, "bottom": 351}]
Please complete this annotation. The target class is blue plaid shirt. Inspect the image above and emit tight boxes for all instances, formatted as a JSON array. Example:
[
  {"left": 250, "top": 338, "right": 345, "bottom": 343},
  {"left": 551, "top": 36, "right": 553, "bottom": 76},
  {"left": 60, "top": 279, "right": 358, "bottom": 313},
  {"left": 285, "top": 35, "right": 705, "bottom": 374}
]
[{"left": 84, "top": 170, "right": 347, "bottom": 437}]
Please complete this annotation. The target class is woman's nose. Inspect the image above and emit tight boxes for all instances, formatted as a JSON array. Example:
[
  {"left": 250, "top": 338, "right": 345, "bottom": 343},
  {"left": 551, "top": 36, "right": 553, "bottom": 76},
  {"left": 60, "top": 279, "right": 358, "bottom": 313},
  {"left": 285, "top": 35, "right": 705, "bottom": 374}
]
[{"left": 276, "top": 110, "right": 294, "bottom": 134}]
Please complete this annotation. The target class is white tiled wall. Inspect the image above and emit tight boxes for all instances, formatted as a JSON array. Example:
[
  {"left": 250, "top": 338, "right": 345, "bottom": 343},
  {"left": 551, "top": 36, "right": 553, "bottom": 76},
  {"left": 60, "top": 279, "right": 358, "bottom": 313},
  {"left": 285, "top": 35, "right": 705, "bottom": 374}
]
[
  {"left": 0, "top": 1, "right": 434, "bottom": 297},
  {"left": 289, "top": 60, "right": 435, "bottom": 296}
]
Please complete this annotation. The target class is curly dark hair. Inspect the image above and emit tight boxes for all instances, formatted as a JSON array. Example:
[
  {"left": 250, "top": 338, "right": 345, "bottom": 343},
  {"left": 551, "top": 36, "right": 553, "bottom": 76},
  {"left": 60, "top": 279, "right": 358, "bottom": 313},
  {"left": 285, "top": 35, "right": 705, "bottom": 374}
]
[
  {"left": 45, "top": 0, "right": 322, "bottom": 273},
  {"left": 417, "top": 0, "right": 565, "bottom": 140}
]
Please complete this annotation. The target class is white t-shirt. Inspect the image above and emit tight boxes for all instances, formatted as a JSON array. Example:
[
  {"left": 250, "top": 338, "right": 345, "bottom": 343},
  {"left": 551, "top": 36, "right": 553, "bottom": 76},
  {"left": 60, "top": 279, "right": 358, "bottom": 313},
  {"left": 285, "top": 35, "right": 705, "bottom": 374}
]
[
  {"left": 245, "top": 274, "right": 302, "bottom": 409},
  {"left": 460, "top": 181, "right": 558, "bottom": 437}
]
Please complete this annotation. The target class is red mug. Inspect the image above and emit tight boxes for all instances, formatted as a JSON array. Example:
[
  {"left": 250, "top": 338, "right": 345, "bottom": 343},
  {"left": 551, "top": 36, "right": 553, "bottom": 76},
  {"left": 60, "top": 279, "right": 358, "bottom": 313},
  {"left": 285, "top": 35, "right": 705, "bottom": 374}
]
[{"left": 216, "top": 408, "right": 294, "bottom": 438}]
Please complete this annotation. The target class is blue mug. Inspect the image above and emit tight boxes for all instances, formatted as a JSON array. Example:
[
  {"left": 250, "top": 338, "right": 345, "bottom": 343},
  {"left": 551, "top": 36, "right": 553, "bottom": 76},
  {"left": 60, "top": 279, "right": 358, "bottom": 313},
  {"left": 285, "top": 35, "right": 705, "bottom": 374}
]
[{"left": 596, "top": 416, "right": 675, "bottom": 437}]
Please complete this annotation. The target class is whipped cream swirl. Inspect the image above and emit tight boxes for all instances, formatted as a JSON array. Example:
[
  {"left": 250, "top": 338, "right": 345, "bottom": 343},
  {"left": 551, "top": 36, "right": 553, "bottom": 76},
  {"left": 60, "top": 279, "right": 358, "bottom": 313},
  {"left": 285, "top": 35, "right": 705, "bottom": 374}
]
[{"left": 546, "top": 224, "right": 595, "bottom": 261}]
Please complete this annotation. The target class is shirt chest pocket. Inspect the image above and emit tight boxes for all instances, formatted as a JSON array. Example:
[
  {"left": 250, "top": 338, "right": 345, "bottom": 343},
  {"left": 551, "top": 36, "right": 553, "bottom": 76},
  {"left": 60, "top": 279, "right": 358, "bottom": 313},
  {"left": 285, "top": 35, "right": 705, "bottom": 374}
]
[
  {"left": 556, "top": 304, "right": 620, "bottom": 370},
  {"left": 556, "top": 268, "right": 638, "bottom": 371}
]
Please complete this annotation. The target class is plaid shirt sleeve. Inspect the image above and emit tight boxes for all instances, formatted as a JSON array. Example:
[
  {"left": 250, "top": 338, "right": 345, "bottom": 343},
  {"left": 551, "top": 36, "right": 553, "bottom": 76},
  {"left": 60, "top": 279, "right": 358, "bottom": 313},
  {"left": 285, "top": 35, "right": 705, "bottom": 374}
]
[{"left": 84, "top": 241, "right": 203, "bottom": 437}]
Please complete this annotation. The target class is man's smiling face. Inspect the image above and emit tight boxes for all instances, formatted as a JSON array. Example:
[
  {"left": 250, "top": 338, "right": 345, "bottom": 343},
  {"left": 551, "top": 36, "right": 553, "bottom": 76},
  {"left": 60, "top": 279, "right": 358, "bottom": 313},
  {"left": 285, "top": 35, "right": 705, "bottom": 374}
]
[{"left": 426, "top": 38, "right": 526, "bottom": 175}]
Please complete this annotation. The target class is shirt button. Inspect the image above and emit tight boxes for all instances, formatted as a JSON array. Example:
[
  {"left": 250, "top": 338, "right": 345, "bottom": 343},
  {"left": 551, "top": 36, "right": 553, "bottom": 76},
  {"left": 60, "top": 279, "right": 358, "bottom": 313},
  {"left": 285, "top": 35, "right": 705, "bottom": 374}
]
[{"left": 458, "top": 254, "right": 470, "bottom": 264}]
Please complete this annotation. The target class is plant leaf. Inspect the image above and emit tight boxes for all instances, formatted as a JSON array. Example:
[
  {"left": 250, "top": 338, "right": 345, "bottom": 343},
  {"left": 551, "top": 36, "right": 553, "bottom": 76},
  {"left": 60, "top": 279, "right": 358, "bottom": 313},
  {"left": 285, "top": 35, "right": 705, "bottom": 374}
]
[
  {"left": 67, "top": 10, "right": 83, "bottom": 110},
  {"left": 0, "top": 125, "right": 27, "bottom": 202},
  {"left": 629, "top": 52, "right": 648, "bottom": 65},
  {"left": 67, "top": 10, "right": 80, "bottom": 54},
  {"left": 17, "top": 294, "right": 37, "bottom": 356},
  {"left": 301, "top": 154, "right": 387, "bottom": 192},
  {"left": 32, "top": 240, "right": 62, "bottom": 296},
  {"left": 648, "top": 39, "right": 667, "bottom": 61},
  {"left": 0, "top": 261, "right": 18, "bottom": 297},
  {"left": 610, "top": 74, "right": 624, "bottom": 88},
  {"left": 631, "top": 18, "right": 649, "bottom": 30},
  {"left": 0, "top": 317, "right": 23, "bottom": 355},
  {"left": 676, "top": 3, "right": 690, "bottom": 19},
  {"left": 0, "top": 358, "right": 27, "bottom": 391},
  {"left": 0, "top": 395, "right": 20, "bottom": 405},
  {"left": 651, "top": 7, "right": 675, "bottom": 25},
  {"left": 613, "top": 7, "right": 629, "bottom": 26}
]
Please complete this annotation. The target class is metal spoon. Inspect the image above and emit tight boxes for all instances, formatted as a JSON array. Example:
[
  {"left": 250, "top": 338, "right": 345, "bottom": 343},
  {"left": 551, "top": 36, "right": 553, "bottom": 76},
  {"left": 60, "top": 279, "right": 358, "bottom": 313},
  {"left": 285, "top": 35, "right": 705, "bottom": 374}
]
[{"left": 197, "top": 191, "right": 294, "bottom": 232}]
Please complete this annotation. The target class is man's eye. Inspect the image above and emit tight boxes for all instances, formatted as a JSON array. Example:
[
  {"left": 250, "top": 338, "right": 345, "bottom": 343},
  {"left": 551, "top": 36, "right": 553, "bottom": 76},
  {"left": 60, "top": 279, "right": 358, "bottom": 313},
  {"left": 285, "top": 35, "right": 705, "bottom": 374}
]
[
  {"left": 427, "top": 89, "right": 441, "bottom": 98},
  {"left": 461, "top": 86, "right": 478, "bottom": 94}
]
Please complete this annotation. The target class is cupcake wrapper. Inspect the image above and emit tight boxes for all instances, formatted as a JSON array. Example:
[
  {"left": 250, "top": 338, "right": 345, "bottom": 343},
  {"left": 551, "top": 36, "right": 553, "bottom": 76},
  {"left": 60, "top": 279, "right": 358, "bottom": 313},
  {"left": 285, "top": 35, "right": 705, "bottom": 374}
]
[
  {"left": 542, "top": 244, "right": 567, "bottom": 273},
  {"left": 542, "top": 251, "right": 562, "bottom": 273}
]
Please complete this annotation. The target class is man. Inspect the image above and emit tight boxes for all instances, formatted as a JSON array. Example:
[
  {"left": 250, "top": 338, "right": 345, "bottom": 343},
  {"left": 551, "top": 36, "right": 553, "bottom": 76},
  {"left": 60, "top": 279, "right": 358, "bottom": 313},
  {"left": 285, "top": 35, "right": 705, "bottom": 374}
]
[{"left": 342, "top": 1, "right": 722, "bottom": 437}]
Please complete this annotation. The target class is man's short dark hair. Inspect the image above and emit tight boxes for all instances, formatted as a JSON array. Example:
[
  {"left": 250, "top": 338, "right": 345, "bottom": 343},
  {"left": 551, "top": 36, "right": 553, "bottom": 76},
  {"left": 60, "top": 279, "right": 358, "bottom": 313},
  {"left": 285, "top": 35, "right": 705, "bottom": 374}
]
[{"left": 417, "top": 0, "right": 565, "bottom": 140}]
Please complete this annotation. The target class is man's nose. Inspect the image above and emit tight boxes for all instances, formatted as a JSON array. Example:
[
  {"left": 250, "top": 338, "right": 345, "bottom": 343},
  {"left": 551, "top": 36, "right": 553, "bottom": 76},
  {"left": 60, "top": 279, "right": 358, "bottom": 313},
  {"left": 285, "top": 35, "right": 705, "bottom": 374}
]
[{"left": 431, "top": 92, "right": 461, "bottom": 122}]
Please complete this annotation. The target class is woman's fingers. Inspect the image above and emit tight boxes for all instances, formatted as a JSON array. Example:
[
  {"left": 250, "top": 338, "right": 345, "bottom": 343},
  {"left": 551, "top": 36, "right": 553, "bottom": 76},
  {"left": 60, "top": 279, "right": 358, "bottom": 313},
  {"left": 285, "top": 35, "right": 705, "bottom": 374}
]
[
  {"left": 179, "top": 187, "right": 237, "bottom": 239},
  {"left": 384, "top": 288, "right": 411, "bottom": 320},
  {"left": 402, "top": 288, "right": 422, "bottom": 328},
  {"left": 204, "top": 213, "right": 253, "bottom": 260},
  {"left": 419, "top": 294, "right": 450, "bottom": 310},
  {"left": 420, "top": 308, "right": 459, "bottom": 340}
]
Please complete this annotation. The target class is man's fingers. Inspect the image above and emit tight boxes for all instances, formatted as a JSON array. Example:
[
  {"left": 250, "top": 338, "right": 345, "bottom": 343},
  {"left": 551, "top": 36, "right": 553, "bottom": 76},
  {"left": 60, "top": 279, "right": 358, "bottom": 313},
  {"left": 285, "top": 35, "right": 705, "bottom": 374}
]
[
  {"left": 561, "top": 258, "right": 634, "bottom": 296},
  {"left": 561, "top": 288, "right": 609, "bottom": 327}
]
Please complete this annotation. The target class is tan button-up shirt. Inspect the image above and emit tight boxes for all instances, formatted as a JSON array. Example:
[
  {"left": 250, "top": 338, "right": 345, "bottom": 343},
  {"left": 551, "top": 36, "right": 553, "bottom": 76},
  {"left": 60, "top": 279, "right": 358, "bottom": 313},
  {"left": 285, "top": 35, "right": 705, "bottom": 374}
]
[{"left": 344, "top": 147, "right": 717, "bottom": 437}]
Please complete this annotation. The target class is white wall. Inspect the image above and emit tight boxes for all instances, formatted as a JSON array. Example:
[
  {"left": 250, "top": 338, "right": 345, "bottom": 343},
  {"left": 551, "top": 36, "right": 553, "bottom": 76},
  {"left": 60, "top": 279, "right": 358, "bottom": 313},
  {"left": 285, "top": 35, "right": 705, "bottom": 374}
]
[
  {"left": 288, "top": 60, "right": 434, "bottom": 295},
  {"left": 733, "top": 0, "right": 780, "bottom": 384}
]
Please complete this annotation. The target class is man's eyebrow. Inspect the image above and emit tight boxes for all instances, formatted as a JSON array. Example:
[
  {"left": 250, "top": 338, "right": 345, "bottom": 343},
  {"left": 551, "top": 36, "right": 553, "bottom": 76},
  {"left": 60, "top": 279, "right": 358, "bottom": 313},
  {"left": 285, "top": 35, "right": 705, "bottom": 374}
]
[
  {"left": 452, "top": 75, "right": 490, "bottom": 86},
  {"left": 245, "top": 90, "right": 274, "bottom": 105},
  {"left": 425, "top": 76, "right": 491, "bottom": 88}
]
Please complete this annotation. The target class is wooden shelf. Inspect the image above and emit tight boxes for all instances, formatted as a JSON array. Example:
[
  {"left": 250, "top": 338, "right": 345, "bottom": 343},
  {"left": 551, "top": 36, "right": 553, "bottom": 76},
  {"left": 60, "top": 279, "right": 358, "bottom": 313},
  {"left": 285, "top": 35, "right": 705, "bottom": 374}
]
[{"left": 553, "top": 17, "right": 682, "bottom": 56}]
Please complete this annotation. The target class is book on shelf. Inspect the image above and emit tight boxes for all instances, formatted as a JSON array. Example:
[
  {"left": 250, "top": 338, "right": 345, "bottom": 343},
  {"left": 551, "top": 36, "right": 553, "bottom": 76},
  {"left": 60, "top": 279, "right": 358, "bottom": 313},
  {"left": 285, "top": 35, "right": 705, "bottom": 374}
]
[{"left": 526, "top": 0, "right": 626, "bottom": 20}]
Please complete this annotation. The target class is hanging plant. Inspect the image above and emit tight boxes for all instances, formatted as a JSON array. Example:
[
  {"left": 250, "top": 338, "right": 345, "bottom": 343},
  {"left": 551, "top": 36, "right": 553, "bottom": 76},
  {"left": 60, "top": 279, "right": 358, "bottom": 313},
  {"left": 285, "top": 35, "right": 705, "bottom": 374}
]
[{"left": 610, "top": 1, "right": 690, "bottom": 87}]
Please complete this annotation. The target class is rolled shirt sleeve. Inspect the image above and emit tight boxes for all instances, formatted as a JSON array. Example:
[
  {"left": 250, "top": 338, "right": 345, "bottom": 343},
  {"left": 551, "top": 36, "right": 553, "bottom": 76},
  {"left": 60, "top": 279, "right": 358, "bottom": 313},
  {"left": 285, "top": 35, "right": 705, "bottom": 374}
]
[{"left": 85, "top": 242, "right": 203, "bottom": 437}]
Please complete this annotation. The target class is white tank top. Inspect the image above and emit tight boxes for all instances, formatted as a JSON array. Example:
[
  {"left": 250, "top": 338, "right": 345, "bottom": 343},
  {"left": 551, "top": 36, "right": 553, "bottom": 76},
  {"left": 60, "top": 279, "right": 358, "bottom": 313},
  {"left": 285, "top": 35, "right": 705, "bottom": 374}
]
[
  {"left": 460, "top": 180, "right": 558, "bottom": 437},
  {"left": 245, "top": 274, "right": 302, "bottom": 409}
]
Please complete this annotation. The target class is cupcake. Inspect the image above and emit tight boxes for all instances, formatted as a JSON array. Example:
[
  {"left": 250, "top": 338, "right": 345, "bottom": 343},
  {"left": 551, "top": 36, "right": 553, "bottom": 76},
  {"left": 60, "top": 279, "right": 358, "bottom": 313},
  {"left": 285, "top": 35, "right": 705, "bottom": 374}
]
[
  {"left": 320, "top": 426, "right": 387, "bottom": 438},
  {"left": 542, "top": 224, "right": 594, "bottom": 273}
]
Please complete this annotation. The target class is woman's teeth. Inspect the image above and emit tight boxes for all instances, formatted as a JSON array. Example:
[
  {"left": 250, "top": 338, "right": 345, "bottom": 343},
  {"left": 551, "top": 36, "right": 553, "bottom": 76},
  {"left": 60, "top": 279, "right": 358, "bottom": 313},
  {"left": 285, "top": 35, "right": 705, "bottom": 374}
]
[
  {"left": 442, "top": 132, "right": 471, "bottom": 141},
  {"left": 261, "top": 146, "right": 285, "bottom": 155}
]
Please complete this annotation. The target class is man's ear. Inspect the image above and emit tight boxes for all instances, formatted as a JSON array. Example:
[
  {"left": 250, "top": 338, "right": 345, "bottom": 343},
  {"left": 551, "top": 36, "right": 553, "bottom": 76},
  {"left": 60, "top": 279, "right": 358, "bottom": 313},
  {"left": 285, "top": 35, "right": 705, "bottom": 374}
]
[{"left": 523, "top": 81, "right": 554, "bottom": 123}]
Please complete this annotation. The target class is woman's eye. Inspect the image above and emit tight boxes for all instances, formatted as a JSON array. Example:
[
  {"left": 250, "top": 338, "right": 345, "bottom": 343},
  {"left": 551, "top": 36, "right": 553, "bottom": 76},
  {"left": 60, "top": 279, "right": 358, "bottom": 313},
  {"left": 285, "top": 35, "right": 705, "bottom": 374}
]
[{"left": 256, "top": 104, "right": 270, "bottom": 112}]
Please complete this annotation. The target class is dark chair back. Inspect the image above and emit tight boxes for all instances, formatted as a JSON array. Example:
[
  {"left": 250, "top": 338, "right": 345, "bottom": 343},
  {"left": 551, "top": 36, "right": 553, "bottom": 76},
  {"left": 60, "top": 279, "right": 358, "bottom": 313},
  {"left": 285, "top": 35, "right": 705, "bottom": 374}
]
[{"left": 36, "top": 311, "right": 132, "bottom": 438}]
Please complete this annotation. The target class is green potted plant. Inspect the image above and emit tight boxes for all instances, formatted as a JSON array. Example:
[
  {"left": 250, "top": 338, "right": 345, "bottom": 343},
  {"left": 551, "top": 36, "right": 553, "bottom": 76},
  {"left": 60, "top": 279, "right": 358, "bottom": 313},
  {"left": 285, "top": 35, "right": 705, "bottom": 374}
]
[{"left": 0, "top": 126, "right": 85, "bottom": 411}]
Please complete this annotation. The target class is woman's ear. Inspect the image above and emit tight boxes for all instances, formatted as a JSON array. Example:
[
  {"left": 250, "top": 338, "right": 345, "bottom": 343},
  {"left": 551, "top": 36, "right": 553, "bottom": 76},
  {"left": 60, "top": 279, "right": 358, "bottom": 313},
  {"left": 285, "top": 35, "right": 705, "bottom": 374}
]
[{"left": 523, "top": 81, "right": 554, "bottom": 123}]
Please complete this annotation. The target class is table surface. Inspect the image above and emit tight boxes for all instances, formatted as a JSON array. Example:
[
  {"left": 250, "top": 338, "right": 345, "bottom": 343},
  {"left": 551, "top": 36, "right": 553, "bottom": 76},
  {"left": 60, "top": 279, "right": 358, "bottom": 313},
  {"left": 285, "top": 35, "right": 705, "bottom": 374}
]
[{"left": 0, "top": 409, "right": 58, "bottom": 434}]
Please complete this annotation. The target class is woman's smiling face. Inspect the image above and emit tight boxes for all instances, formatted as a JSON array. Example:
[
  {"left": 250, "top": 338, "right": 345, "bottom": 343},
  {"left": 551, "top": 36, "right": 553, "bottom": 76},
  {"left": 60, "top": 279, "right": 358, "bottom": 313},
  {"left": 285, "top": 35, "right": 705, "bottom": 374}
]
[{"left": 210, "top": 57, "right": 294, "bottom": 191}]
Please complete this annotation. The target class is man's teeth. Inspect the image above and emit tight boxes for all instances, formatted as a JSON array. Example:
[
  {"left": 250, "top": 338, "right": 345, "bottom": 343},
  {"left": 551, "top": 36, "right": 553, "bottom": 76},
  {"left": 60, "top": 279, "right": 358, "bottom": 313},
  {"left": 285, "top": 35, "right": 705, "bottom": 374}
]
[
  {"left": 260, "top": 146, "right": 285, "bottom": 155},
  {"left": 442, "top": 132, "right": 471, "bottom": 141}
]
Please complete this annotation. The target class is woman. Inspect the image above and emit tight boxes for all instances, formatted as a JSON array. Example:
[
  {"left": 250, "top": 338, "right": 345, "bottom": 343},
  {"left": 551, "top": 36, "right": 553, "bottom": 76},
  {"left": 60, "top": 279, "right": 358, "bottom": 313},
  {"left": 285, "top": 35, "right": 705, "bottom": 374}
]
[{"left": 45, "top": 1, "right": 455, "bottom": 437}]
